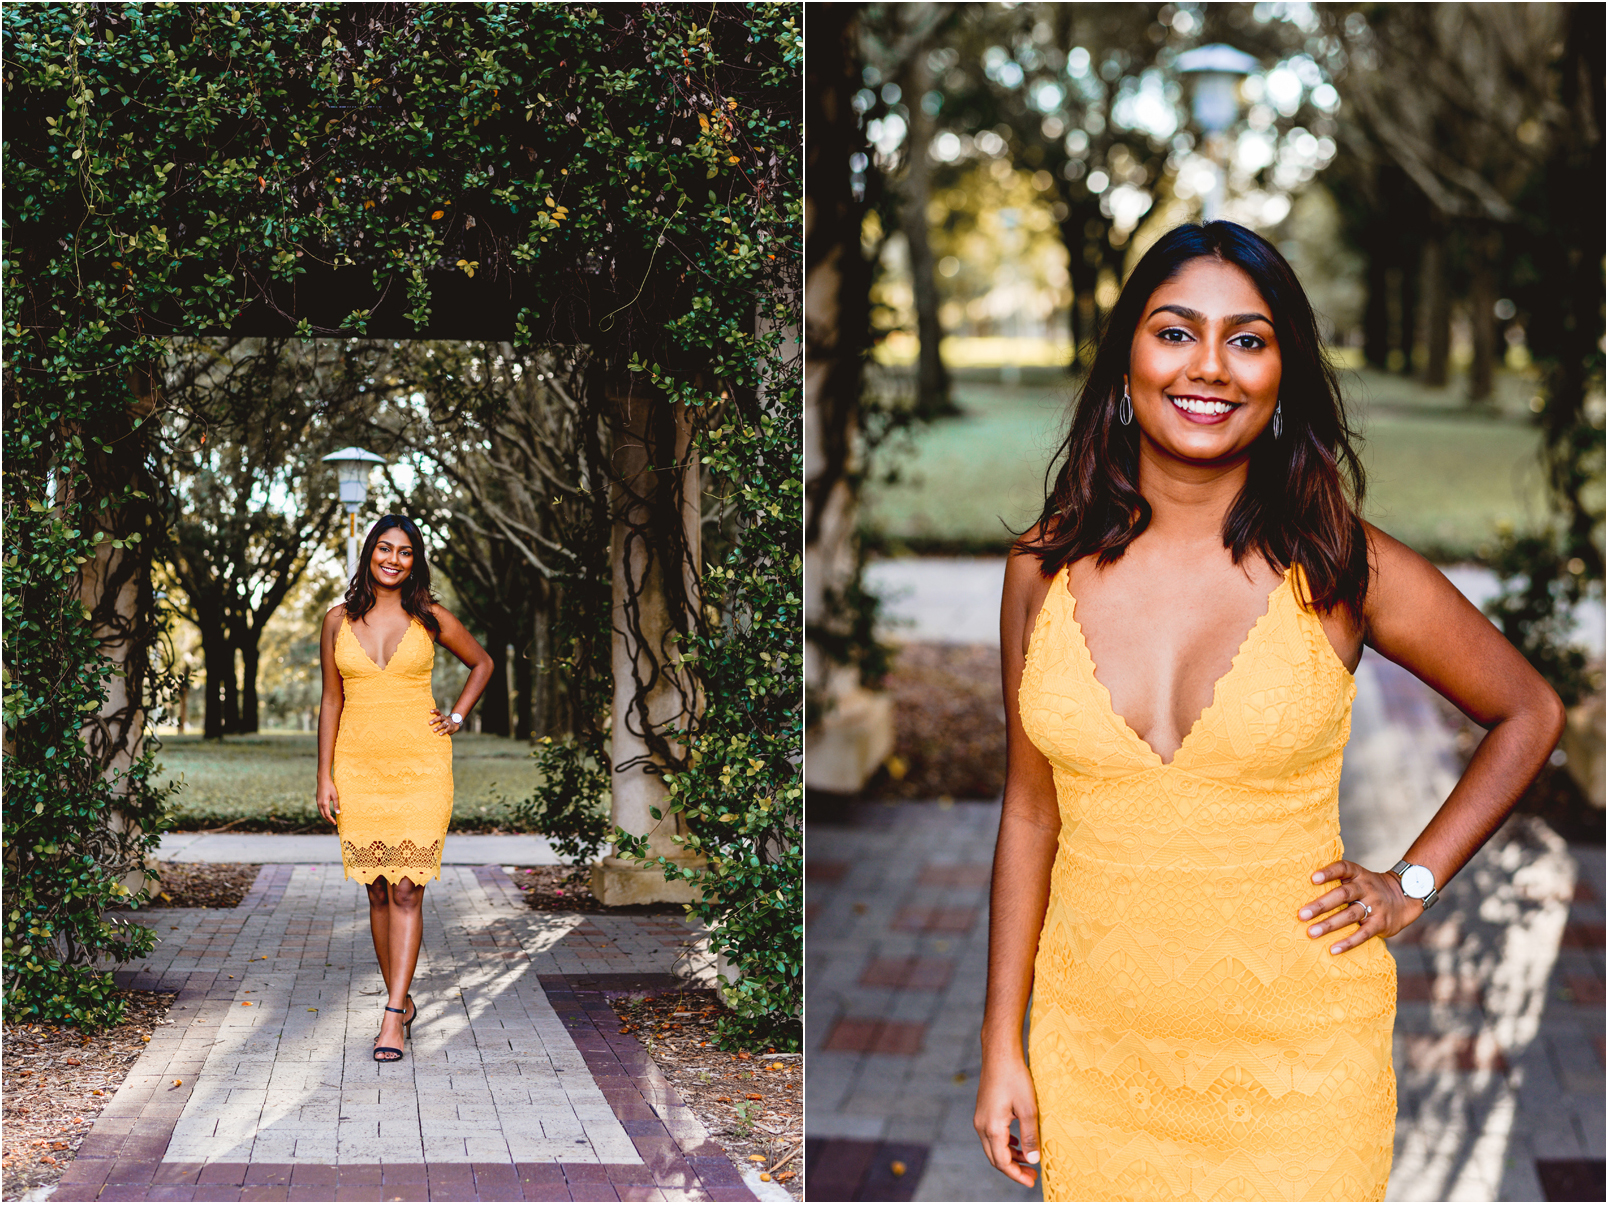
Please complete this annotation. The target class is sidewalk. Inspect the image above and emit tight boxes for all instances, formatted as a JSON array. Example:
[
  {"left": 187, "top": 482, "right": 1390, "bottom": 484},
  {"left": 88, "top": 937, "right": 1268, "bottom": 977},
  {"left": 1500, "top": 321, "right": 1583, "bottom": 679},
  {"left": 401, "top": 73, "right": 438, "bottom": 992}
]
[
  {"left": 804, "top": 648, "right": 1604, "bottom": 1201},
  {"left": 58, "top": 864, "right": 767, "bottom": 1202}
]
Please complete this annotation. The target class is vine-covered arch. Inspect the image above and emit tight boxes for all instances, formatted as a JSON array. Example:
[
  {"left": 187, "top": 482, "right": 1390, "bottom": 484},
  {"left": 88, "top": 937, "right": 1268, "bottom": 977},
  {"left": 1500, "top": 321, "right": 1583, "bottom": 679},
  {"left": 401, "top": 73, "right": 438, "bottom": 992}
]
[{"left": 3, "top": 2, "right": 801, "bottom": 1042}]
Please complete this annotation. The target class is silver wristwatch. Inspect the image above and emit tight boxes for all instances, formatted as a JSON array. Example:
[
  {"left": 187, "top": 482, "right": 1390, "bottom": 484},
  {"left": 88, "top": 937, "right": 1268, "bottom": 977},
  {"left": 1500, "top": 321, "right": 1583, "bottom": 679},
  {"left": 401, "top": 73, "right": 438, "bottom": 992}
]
[
  {"left": 449, "top": 712, "right": 464, "bottom": 727},
  {"left": 1389, "top": 860, "right": 1439, "bottom": 910}
]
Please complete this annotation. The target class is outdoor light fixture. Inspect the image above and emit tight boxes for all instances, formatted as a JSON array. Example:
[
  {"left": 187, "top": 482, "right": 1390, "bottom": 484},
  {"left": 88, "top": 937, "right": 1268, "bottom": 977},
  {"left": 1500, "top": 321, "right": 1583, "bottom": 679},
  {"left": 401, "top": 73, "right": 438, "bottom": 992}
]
[
  {"left": 321, "top": 446, "right": 388, "bottom": 581},
  {"left": 1176, "top": 43, "right": 1261, "bottom": 221}
]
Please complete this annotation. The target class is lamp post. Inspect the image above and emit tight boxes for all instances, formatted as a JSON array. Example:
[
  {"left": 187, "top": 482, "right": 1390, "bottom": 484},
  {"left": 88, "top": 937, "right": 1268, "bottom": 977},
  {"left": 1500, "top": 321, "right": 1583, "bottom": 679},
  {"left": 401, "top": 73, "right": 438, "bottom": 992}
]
[
  {"left": 1176, "top": 44, "right": 1260, "bottom": 222},
  {"left": 321, "top": 447, "right": 388, "bottom": 581}
]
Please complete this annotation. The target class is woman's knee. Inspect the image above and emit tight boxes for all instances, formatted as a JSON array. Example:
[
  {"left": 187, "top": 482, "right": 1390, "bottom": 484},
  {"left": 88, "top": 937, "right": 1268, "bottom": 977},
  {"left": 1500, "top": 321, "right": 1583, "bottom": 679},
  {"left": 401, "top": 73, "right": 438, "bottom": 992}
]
[
  {"left": 365, "top": 877, "right": 390, "bottom": 907},
  {"left": 390, "top": 877, "right": 423, "bottom": 910}
]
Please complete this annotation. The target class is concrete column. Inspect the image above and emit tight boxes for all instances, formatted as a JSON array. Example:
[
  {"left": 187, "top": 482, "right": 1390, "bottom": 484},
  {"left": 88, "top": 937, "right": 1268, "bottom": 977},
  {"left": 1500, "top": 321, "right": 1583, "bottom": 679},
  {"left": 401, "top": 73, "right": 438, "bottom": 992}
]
[{"left": 592, "top": 383, "right": 703, "bottom": 905}]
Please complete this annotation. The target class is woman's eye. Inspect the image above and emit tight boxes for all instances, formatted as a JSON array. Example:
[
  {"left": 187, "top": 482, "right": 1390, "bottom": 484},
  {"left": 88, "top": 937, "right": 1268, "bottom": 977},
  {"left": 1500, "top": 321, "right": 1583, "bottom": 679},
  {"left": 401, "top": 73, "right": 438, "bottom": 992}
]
[
  {"left": 1231, "top": 334, "right": 1266, "bottom": 350},
  {"left": 1159, "top": 327, "right": 1191, "bottom": 342}
]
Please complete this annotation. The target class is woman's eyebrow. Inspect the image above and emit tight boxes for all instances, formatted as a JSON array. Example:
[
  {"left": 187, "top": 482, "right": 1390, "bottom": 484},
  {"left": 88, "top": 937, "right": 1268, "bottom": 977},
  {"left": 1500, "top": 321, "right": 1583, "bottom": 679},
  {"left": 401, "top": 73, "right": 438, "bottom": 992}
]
[{"left": 1148, "top": 303, "right": 1273, "bottom": 327}]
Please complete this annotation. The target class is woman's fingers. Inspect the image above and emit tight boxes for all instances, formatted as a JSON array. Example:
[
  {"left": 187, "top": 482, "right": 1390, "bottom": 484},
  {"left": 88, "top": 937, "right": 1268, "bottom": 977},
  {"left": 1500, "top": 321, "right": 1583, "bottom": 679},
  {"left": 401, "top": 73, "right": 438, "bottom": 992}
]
[
  {"left": 1327, "top": 914, "right": 1377, "bottom": 955},
  {"left": 988, "top": 1127, "right": 1035, "bottom": 1185},
  {"left": 1311, "top": 859, "right": 1354, "bottom": 885},
  {"left": 1298, "top": 882, "right": 1356, "bottom": 923},
  {"left": 1017, "top": 1106, "right": 1040, "bottom": 1168}
]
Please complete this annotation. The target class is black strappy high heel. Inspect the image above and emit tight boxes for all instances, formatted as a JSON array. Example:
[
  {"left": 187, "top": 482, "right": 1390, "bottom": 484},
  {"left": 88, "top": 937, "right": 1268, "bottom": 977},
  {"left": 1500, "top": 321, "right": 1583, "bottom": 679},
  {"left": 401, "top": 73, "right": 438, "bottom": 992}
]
[{"left": 373, "top": 998, "right": 413, "bottom": 1063}]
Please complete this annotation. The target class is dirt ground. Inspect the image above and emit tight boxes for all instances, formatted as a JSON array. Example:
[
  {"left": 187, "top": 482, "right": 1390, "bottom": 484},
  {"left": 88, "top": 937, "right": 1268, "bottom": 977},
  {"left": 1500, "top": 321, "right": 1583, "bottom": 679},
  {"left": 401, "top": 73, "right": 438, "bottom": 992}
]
[
  {"left": 1, "top": 991, "right": 177, "bottom": 1201},
  {"left": 143, "top": 861, "right": 262, "bottom": 909},
  {"left": 509, "top": 863, "right": 687, "bottom": 915},
  {"left": 612, "top": 990, "right": 802, "bottom": 1200},
  {"left": 863, "top": 642, "right": 1006, "bottom": 802}
]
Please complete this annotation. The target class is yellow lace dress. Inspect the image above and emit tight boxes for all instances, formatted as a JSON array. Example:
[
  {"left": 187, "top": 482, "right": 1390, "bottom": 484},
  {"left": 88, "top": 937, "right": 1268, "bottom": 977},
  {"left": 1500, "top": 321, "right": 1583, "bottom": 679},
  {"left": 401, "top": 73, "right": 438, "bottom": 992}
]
[
  {"left": 1019, "top": 564, "right": 1396, "bottom": 1201},
  {"left": 333, "top": 614, "right": 453, "bottom": 885}
]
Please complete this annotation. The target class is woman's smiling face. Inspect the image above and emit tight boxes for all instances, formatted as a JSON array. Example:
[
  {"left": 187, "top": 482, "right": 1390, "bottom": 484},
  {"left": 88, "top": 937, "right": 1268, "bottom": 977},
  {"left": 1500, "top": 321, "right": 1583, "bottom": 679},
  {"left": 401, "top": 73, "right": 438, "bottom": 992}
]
[
  {"left": 370, "top": 529, "right": 414, "bottom": 589},
  {"left": 1126, "top": 256, "right": 1283, "bottom": 466}
]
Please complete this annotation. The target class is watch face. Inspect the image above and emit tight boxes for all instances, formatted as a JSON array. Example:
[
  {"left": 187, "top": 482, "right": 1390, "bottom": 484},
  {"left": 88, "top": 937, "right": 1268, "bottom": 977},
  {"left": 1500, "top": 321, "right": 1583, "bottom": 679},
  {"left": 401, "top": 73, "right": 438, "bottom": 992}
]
[{"left": 1401, "top": 865, "right": 1435, "bottom": 898}]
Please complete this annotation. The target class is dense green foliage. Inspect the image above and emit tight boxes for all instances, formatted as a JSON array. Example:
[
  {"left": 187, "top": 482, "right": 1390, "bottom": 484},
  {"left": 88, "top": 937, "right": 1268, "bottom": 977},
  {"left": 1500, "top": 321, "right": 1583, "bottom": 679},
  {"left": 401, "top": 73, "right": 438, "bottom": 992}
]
[
  {"left": 3, "top": 3, "right": 800, "bottom": 1032},
  {"left": 514, "top": 736, "right": 611, "bottom": 871},
  {"left": 614, "top": 344, "right": 803, "bottom": 1048}
]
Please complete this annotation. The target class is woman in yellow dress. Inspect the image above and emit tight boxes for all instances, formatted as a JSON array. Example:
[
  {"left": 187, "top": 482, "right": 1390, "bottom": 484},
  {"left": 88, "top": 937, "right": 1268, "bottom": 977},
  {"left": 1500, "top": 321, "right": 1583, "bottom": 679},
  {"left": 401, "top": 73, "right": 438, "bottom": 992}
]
[
  {"left": 316, "top": 515, "right": 492, "bottom": 1063},
  {"left": 973, "top": 222, "right": 1564, "bottom": 1200}
]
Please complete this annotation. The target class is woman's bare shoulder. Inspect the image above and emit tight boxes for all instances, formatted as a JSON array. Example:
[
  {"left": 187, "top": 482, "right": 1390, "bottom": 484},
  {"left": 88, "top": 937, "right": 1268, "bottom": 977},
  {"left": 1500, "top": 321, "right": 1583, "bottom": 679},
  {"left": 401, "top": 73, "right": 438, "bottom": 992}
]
[
  {"left": 323, "top": 602, "right": 348, "bottom": 628},
  {"left": 1360, "top": 521, "right": 1444, "bottom": 611},
  {"left": 1003, "top": 527, "right": 1062, "bottom": 651}
]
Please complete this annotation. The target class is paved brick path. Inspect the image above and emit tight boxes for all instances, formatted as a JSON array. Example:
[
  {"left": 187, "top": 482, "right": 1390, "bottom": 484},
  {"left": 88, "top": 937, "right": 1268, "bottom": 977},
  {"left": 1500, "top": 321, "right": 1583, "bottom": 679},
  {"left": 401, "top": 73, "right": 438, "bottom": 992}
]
[
  {"left": 805, "top": 649, "right": 1604, "bottom": 1202},
  {"left": 59, "top": 865, "right": 759, "bottom": 1202}
]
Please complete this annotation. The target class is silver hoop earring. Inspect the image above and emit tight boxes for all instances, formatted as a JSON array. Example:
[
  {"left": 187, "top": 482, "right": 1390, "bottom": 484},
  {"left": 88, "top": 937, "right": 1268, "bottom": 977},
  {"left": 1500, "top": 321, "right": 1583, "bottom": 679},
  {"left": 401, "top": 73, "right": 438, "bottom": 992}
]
[
  {"left": 1273, "top": 401, "right": 1283, "bottom": 439},
  {"left": 1119, "top": 385, "right": 1133, "bottom": 427}
]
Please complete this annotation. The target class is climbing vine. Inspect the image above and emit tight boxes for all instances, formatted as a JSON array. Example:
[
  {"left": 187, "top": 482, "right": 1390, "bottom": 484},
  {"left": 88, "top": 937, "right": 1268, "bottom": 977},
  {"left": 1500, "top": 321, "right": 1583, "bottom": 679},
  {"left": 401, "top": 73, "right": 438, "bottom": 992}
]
[{"left": 3, "top": 3, "right": 800, "bottom": 1031}]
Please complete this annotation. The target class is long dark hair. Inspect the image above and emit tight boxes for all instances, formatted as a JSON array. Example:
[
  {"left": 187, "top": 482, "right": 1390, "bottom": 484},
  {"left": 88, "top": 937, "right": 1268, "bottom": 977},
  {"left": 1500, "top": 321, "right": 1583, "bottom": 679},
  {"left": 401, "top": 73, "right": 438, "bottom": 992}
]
[
  {"left": 1022, "top": 220, "right": 1370, "bottom": 618},
  {"left": 343, "top": 514, "right": 442, "bottom": 639}
]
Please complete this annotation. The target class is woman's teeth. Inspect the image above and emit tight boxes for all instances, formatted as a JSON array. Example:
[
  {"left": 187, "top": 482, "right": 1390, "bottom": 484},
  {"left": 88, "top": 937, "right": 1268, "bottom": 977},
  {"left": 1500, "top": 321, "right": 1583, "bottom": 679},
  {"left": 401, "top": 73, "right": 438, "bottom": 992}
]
[{"left": 1170, "top": 395, "right": 1237, "bottom": 416}]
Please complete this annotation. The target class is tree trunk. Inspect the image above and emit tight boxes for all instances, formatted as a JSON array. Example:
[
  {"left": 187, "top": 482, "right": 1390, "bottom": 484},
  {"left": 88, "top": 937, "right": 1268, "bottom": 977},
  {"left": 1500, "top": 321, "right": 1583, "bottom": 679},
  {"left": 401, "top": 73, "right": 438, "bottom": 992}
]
[
  {"left": 479, "top": 633, "right": 511, "bottom": 737},
  {"left": 1421, "top": 226, "right": 1452, "bottom": 387},
  {"left": 201, "top": 626, "right": 229, "bottom": 740},
  {"left": 221, "top": 645, "right": 240, "bottom": 735},
  {"left": 1062, "top": 216, "right": 1100, "bottom": 372},
  {"left": 238, "top": 640, "right": 259, "bottom": 734},
  {"left": 898, "top": 39, "right": 951, "bottom": 417},
  {"left": 1397, "top": 241, "right": 1420, "bottom": 376},
  {"left": 1363, "top": 234, "right": 1391, "bottom": 370},
  {"left": 513, "top": 629, "right": 535, "bottom": 742},
  {"left": 1467, "top": 226, "right": 1498, "bottom": 403}
]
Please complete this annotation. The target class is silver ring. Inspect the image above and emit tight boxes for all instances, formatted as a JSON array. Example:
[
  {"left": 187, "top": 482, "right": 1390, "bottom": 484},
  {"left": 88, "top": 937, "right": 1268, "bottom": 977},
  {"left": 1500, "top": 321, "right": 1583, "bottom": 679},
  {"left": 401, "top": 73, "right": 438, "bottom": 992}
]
[{"left": 1359, "top": 901, "right": 1373, "bottom": 921}]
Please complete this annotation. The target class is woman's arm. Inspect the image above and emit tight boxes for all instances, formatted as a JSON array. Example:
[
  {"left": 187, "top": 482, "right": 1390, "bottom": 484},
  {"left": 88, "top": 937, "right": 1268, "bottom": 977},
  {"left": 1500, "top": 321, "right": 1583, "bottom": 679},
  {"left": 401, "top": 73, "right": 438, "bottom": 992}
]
[
  {"left": 974, "top": 548, "right": 1062, "bottom": 1188},
  {"left": 1298, "top": 525, "right": 1567, "bottom": 951},
  {"left": 316, "top": 606, "right": 346, "bottom": 826},
  {"left": 428, "top": 605, "right": 494, "bottom": 735}
]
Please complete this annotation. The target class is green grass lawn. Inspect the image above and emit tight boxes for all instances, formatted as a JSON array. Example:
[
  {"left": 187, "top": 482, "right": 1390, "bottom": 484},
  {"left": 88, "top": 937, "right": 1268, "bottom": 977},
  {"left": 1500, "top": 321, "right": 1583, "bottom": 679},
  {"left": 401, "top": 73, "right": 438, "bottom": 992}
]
[
  {"left": 154, "top": 731, "right": 543, "bottom": 832},
  {"left": 863, "top": 365, "right": 1550, "bottom": 561}
]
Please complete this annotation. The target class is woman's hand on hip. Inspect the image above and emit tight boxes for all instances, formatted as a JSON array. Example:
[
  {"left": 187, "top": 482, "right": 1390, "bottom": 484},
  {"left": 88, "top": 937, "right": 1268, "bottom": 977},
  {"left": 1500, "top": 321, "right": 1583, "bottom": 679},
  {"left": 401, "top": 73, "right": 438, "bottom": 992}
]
[
  {"left": 974, "top": 1054, "right": 1041, "bottom": 1187},
  {"left": 1300, "top": 859, "right": 1417, "bottom": 954},
  {"left": 429, "top": 707, "right": 461, "bottom": 735},
  {"left": 316, "top": 778, "right": 340, "bottom": 826}
]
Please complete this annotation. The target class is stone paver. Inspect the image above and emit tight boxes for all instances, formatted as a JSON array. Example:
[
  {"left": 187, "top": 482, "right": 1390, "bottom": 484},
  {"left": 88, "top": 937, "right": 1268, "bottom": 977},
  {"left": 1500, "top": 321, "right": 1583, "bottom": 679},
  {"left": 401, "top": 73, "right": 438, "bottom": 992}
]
[
  {"left": 63, "top": 865, "right": 754, "bottom": 1202},
  {"left": 804, "top": 646, "right": 1602, "bottom": 1202}
]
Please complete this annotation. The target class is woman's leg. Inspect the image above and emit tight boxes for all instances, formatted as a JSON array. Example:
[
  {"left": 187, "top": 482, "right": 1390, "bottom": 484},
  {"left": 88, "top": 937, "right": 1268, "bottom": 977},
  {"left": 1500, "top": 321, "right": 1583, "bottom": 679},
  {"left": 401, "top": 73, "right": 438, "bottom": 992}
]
[
  {"left": 375, "top": 876, "right": 424, "bottom": 1053},
  {"left": 366, "top": 876, "right": 393, "bottom": 997}
]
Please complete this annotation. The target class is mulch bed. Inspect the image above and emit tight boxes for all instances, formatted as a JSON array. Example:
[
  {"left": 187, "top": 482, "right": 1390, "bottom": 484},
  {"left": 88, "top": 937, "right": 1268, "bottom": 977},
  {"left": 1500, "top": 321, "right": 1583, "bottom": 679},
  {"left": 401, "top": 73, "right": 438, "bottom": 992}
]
[
  {"left": 142, "top": 861, "right": 262, "bottom": 909},
  {"left": 508, "top": 863, "right": 688, "bottom": 915},
  {"left": 864, "top": 642, "right": 1006, "bottom": 802},
  {"left": 1, "top": 991, "right": 178, "bottom": 1201},
  {"left": 612, "top": 990, "right": 802, "bottom": 1200}
]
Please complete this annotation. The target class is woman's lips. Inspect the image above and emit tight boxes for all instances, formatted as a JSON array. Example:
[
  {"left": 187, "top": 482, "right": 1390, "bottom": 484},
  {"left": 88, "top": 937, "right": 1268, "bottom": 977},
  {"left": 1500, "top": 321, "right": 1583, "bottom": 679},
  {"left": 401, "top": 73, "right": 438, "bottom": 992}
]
[{"left": 1168, "top": 394, "right": 1241, "bottom": 424}]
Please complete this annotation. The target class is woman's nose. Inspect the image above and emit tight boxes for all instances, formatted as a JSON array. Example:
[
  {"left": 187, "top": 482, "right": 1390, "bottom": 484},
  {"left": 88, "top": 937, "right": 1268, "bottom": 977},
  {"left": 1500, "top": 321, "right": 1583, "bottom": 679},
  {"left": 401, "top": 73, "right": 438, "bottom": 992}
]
[{"left": 1189, "top": 337, "right": 1228, "bottom": 382}]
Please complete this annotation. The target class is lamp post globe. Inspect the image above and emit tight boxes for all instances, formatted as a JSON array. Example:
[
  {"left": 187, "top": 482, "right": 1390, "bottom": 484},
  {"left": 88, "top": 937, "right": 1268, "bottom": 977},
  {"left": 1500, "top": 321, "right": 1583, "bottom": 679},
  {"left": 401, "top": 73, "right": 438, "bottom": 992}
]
[
  {"left": 321, "top": 447, "right": 388, "bottom": 582},
  {"left": 1176, "top": 44, "right": 1261, "bottom": 221}
]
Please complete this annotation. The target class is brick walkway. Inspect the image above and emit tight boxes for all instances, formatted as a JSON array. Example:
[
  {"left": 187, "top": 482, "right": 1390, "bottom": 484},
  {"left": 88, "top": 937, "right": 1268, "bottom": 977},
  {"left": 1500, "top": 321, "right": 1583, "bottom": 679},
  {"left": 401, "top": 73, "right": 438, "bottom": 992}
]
[
  {"left": 59, "top": 865, "right": 759, "bottom": 1202},
  {"left": 804, "top": 649, "right": 1604, "bottom": 1202}
]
